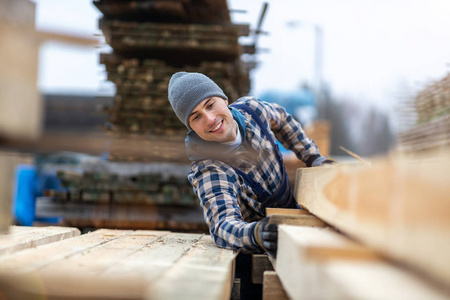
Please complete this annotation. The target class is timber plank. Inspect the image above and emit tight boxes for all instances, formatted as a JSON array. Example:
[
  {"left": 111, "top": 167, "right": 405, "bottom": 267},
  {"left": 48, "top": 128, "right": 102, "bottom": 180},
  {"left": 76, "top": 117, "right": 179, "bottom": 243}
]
[
  {"left": 269, "top": 214, "right": 326, "bottom": 227},
  {"left": 0, "top": 226, "right": 80, "bottom": 256},
  {"left": 252, "top": 254, "right": 274, "bottom": 284},
  {"left": 276, "top": 225, "right": 449, "bottom": 300},
  {"left": 263, "top": 271, "right": 289, "bottom": 300},
  {"left": 147, "top": 235, "right": 237, "bottom": 300},
  {"left": 266, "top": 208, "right": 311, "bottom": 216},
  {"left": 295, "top": 155, "right": 450, "bottom": 287},
  {"left": 0, "top": 229, "right": 134, "bottom": 272},
  {"left": 266, "top": 207, "right": 326, "bottom": 227}
]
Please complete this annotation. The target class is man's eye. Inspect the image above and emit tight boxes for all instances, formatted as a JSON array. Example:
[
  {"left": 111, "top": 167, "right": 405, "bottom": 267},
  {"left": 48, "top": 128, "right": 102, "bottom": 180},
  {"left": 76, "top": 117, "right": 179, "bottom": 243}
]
[{"left": 208, "top": 102, "right": 215, "bottom": 108}]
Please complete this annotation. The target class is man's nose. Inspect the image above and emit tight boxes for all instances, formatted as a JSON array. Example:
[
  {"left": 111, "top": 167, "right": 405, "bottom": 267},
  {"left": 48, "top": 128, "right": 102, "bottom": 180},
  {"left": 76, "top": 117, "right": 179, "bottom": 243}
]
[{"left": 204, "top": 111, "right": 215, "bottom": 124}]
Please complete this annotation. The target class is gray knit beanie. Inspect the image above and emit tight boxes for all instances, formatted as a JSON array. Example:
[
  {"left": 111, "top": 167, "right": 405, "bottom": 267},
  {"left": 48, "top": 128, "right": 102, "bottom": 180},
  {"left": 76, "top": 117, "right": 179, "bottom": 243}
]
[{"left": 168, "top": 72, "right": 228, "bottom": 130}]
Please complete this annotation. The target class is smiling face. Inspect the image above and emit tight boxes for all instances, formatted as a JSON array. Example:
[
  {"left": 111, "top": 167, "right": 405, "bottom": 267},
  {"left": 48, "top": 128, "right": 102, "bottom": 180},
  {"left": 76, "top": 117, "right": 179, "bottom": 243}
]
[{"left": 188, "top": 96, "right": 237, "bottom": 143}]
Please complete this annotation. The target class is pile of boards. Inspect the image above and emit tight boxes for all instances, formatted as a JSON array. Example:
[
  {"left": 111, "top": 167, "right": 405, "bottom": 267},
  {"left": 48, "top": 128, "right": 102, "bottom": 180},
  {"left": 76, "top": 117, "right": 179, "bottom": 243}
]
[
  {"left": 0, "top": 226, "right": 236, "bottom": 299},
  {"left": 50, "top": 169, "right": 196, "bottom": 206},
  {"left": 397, "top": 73, "right": 450, "bottom": 152},
  {"left": 94, "top": 0, "right": 252, "bottom": 142},
  {"left": 59, "top": 0, "right": 255, "bottom": 214}
]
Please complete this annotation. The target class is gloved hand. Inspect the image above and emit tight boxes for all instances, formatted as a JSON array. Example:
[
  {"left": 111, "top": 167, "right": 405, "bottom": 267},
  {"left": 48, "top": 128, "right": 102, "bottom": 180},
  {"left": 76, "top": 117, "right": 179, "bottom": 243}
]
[
  {"left": 311, "top": 156, "right": 338, "bottom": 167},
  {"left": 254, "top": 216, "right": 278, "bottom": 258}
]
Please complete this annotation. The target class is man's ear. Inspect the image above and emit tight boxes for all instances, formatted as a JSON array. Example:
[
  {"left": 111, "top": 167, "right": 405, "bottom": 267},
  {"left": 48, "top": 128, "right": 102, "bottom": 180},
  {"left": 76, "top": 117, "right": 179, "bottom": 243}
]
[{"left": 224, "top": 99, "right": 229, "bottom": 106}]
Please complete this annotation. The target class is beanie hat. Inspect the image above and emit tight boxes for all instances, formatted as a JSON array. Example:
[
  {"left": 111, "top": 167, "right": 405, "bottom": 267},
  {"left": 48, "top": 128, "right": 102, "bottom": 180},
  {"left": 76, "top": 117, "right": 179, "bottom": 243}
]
[{"left": 168, "top": 72, "right": 228, "bottom": 130}]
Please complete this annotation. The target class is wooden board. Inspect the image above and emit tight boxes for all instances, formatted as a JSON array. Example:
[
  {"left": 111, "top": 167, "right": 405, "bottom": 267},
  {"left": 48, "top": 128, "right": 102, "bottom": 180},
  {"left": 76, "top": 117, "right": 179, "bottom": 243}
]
[
  {"left": 0, "top": 153, "right": 34, "bottom": 232},
  {"left": 251, "top": 254, "right": 274, "bottom": 284},
  {"left": 276, "top": 225, "right": 449, "bottom": 300},
  {"left": 294, "top": 154, "right": 450, "bottom": 288},
  {"left": 0, "top": 229, "right": 236, "bottom": 300},
  {"left": 266, "top": 208, "right": 311, "bottom": 216},
  {"left": 263, "top": 271, "right": 289, "bottom": 300},
  {"left": 266, "top": 207, "right": 326, "bottom": 227},
  {"left": 0, "top": 226, "right": 80, "bottom": 255},
  {"left": 0, "top": 3, "right": 42, "bottom": 142}
]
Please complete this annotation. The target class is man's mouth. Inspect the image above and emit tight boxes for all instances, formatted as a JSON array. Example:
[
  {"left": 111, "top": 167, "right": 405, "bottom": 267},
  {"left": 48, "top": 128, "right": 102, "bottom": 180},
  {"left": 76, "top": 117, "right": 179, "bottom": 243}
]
[{"left": 210, "top": 120, "right": 223, "bottom": 132}]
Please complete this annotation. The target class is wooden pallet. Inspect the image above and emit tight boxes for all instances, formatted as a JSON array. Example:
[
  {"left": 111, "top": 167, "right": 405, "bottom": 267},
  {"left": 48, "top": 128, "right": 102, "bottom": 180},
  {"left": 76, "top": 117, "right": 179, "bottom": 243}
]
[{"left": 0, "top": 229, "right": 236, "bottom": 299}]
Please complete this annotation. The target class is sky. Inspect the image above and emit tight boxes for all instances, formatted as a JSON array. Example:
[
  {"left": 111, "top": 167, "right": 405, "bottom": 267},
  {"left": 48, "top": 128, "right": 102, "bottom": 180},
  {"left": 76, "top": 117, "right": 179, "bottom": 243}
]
[{"left": 34, "top": 0, "right": 450, "bottom": 115}]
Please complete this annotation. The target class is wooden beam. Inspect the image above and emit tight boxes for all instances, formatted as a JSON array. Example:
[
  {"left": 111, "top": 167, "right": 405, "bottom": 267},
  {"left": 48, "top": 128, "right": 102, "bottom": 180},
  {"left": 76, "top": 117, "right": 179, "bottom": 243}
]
[
  {"left": 294, "top": 154, "right": 450, "bottom": 288},
  {"left": 0, "top": 18, "right": 42, "bottom": 142},
  {"left": 263, "top": 271, "right": 289, "bottom": 300},
  {"left": 147, "top": 235, "right": 237, "bottom": 300},
  {"left": 266, "top": 208, "right": 311, "bottom": 216},
  {"left": 266, "top": 207, "right": 327, "bottom": 227},
  {"left": 0, "top": 226, "right": 80, "bottom": 256},
  {"left": 0, "top": 153, "right": 33, "bottom": 232},
  {"left": 269, "top": 214, "right": 326, "bottom": 227},
  {"left": 252, "top": 254, "right": 274, "bottom": 284},
  {"left": 276, "top": 225, "right": 449, "bottom": 300},
  {"left": 37, "top": 30, "right": 100, "bottom": 46}
]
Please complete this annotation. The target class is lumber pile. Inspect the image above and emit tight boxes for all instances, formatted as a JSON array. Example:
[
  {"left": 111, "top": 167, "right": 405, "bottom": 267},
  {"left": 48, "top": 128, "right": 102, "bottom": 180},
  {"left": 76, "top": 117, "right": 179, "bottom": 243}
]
[
  {"left": 248, "top": 207, "right": 450, "bottom": 299},
  {"left": 275, "top": 225, "right": 449, "bottom": 300},
  {"left": 95, "top": 0, "right": 252, "bottom": 157},
  {"left": 100, "top": 53, "right": 245, "bottom": 136},
  {"left": 292, "top": 153, "right": 450, "bottom": 295},
  {"left": 0, "top": 228, "right": 236, "bottom": 299},
  {"left": 49, "top": 169, "right": 196, "bottom": 206},
  {"left": 397, "top": 73, "right": 450, "bottom": 152}
]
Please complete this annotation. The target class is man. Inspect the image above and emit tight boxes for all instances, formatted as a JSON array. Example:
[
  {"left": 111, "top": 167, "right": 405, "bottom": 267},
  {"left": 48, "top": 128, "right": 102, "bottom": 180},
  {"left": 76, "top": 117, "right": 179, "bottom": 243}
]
[{"left": 168, "top": 72, "right": 333, "bottom": 258}]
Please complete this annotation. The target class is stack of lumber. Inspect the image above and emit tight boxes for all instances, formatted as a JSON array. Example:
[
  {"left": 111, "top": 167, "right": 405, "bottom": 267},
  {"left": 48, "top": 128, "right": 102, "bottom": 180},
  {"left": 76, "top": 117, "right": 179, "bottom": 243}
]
[
  {"left": 101, "top": 53, "right": 245, "bottom": 136},
  {"left": 49, "top": 169, "right": 196, "bottom": 206},
  {"left": 0, "top": 226, "right": 236, "bottom": 299},
  {"left": 397, "top": 73, "right": 450, "bottom": 152},
  {"left": 246, "top": 206, "right": 450, "bottom": 299},
  {"left": 273, "top": 153, "right": 450, "bottom": 299},
  {"left": 95, "top": 0, "right": 252, "bottom": 157},
  {"left": 35, "top": 197, "right": 207, "bottom": 232}
]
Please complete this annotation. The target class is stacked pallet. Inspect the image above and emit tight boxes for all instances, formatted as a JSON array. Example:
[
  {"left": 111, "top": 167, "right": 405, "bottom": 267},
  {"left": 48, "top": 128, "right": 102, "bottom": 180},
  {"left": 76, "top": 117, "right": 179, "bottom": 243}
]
[
  {"left": 49, "top": 170, "right": 196, "bottom": 206},
  {"left": 397, "top": 73, "right": 450, "bottom": 152}
]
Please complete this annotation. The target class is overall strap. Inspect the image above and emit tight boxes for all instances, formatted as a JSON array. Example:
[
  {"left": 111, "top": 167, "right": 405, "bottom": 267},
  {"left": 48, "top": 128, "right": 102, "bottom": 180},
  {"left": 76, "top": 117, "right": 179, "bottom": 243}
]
[
  {"left": 229, "top": 103, "right": 295, "bottom": 209},
  {"left": 230, "top": 104, "right": 281, "bottom": 158}
]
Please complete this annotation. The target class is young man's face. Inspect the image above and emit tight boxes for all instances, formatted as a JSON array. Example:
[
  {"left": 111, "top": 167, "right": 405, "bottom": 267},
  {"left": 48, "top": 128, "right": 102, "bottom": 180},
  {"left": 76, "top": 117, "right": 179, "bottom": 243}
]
[{"left": 188, "top": 96, "right": 237, "bottom": 143}]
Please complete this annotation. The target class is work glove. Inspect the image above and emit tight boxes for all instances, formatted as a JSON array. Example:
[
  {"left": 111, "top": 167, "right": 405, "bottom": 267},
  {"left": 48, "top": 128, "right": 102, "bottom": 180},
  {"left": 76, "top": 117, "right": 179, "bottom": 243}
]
[
  {"left": 311, "top": 156, "right": 337, "bottom": 167},
  {"left": 254, "top": 216, "right": 278, "bottom": 258}
]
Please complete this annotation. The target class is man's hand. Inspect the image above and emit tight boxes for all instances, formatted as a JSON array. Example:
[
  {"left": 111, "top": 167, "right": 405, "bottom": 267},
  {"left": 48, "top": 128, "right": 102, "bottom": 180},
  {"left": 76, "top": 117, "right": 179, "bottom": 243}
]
[
  {"left": 311, "top": 156, "right": 338, "bottom": 167},
  {"left": 254, "top": 217, "right": 278, "bottom": 258},
  {"left": 322, "top": 158, "right": 337, "bottom": 165}
]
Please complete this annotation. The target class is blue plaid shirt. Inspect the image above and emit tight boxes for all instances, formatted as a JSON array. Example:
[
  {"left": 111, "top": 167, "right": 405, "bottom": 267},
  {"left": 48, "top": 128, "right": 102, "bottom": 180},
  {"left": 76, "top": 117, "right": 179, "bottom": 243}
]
[{"left": 186, "top": 97, "right": 323, "bottom": 251}]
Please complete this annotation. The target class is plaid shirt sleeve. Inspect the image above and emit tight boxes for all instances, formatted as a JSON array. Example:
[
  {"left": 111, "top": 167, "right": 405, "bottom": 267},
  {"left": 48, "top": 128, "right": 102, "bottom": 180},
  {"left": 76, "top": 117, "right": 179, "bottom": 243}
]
[
  {"left": 249, "top": 98, "right": 322, "bottom": 165},
  {"left": 188, "top": 160, "right": 261, "bottom": 251}
]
